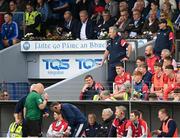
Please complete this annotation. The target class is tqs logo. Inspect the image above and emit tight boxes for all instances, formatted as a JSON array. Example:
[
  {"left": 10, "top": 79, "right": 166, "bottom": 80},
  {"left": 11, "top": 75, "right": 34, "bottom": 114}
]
[
  {"left": 75, "top": 58, "right": 102, "bottom": 69},
  {"left": 42, "top": 59, "right": 70, "bottom": 70}
]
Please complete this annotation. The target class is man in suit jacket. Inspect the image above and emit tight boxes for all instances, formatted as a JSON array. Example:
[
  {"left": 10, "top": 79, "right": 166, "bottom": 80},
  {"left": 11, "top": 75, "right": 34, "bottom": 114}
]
[
  {"left": 76, "top": 10, "right": 94, "bottom": 40},
  {"left": 104, "top": 0, "right": 118, "bottom": 18},
  {"left": 62, "top": 11, "right": 80, "bottom": 39}
]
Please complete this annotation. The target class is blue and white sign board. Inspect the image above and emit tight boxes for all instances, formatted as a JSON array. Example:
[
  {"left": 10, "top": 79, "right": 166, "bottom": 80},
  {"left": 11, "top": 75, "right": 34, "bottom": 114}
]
[
  {"left": 39, "top": 54, "right": 103, "bottom": 79},
  {"left": 21, "top": 40, "right": 107, "bottom": 52}
]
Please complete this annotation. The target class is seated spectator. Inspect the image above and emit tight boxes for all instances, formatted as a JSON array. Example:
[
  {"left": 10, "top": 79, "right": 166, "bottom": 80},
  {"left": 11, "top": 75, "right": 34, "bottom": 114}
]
[
  {"left": 9, "top": 0, "right": 20, "bottom": 12},
  {"left": 76, "top": 10, "right": 94, "bottom": 40},
  {"left": 139, "top": 64, "right": 153, "bottom": 88},
  {"left": 80, "top": 75, "right": 104, "bottom": 100},
  {"left": 3, "top": 90, "right": 9, "bottom": 100},
  {"left": 60, "top": 11, "right": 79, "bottom": 39},
  {"left": 0, "top": 92, "right": 4, "bottom": 100},
  {"left": 162, "top": 56, "right": 174, "bottom": 71},
  {"left": 115, "top": 10, "right": 131, "bottom": 38},
  {"left": 145, "top": 45, "right": 159, "bottom": 74},
  {"left": 104, "top": 0, "right": 118, "bottom": 18},
  {"left": 100, "top": 90, "right": 116, "bottom": 101},
  {"left": 146, "top": 1, "right": 160, "bottom": 19},
  {"left": 161, "top": 2, "right": 174, "bottom": 20},
  {"left": 164, "top": 70, "right": 180, "bottom": 100},
  {"left": 163, "top": 65, "right": 177, "bottom": 100},
  {"left": 74, "top": 0, "right": 89, "bottom": 19},
  {"left": 1, "top": 12, "right": 19, "bottom": 47},
  {"left": 142, "top": 10, "right": 159, "bottom": 34},
  {"left": 118, "top": 1, "right": 131, "bottom": 17},
  {"left": 135, "top": 56, "right": 146, "bottom": 71},
  {"left": 160, "top": 49, "right": 177, "bottom": 71},
  {"left": 85, "top": 113, "right": 100, "bottom": 137},
  {"left": 90, "top": 5, "right": 104, "bottom": 25},
  {"left": 159, "top": 0, "right": 177, "bottom": 12},
  {"left": 160, "top": 11, "right": 174, "bottom": 32},
  {"left": 172, "top": 88, "right": 180, "bottom": 101},
  {"left": 47, "top": 112, "right": 70, "bottom": 137},
  {"left": 96, "top": 108, "right": 114, "bottom": 137},
  {"left": 112, "top": 63, "right": 131, "bottom": 100},
  {"left": 127, "top": 9, "right": 144, "bottom": 38},
  {"left": 94, "top": 10, "right": 116, "bottom": 38},
  {"left": 151, "top": 62, "right": 165, "bottom": 99},
  {"left": 132, "top": 71, "right": 149, "bottom": 100},
  {"left": 25, "top": 2, "right": 42, "bottom": 37}
]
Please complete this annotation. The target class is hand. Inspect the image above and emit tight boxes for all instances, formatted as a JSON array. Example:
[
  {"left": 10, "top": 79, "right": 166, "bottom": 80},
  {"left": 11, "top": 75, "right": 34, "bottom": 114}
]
[
  {"left": 121, "top": 57, "right": 129, "bottom": 61},
  {"left": 43, "top": 112, "right": 49, "bottom": 118},
  {"left": 44, "top": 93, "right": 49, "bottom": 101},
  {"left": 81, "top": 84, "right": 89, "bottom": 92}
]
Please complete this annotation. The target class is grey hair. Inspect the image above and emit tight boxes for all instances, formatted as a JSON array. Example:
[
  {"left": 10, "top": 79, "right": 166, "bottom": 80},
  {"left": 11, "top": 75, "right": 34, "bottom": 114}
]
[
  {"left": 102, "top": 108, "right": 113, "bottom": 116},
  {"left": 109, "top": 26, "right": 118, "bottom": 33},
  {"left": 162, "top": 49, "right": 171, "bottom": 57},
  {"left": 116, "top": 106, "right": 127, "bottom": 114}
]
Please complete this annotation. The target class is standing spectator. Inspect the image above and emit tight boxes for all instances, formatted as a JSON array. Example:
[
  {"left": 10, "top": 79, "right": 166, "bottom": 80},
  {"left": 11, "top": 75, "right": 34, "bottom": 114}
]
[
  {"left": 145, "top": 45, "right": 159, "bottom": 74},
  {"left": 24, "top": 83, "right": 48, "bottom": 137},
  {"left": 85, "top": 113, "right": 100, "bottom": 137},
  {"left": 104, "top": 0, "right": 118, "bottom": 18},
  {"left": 151, "top": 62, "right": 165, "bottom": 99},
  {"left": 112, "top": 63, "right": 131, "bottom": 100},
  {"left": 135, "top": 56, "right": 146, "bottom": 71},
  {"left": 109, "top": 106, "right": 128, "bottom": 137},
  {"left": 128, "top": 9, "right": 144, "bottom": 37},
  {"left": 139, "top": 63, "right": 153, "bottom": 88},
  {"left": 47, "top": 112, "right": 70, "bottom": 137},
  {"left": 76, "top": 10, "right": 94, "bottom": 40},
  {"left": 126, "top": 110, "right": 147, "bottom": 137},
  {"left": 80, "top": 74, "right": 104, "bottom": 100},
  {"left": 0, "top": 0, "right": 8, "bottom": 12},
  {"left": 25, "top": 2, "right": 42, "bottom": 36},
  {"left": 50, "top": 102, "right": 87, "bottom": 137},
  {"left": 142, "top": 10, "right": 159, "bottom": 34},
  {"left": 96, "top": 108, "right": 114, "bottom": 137},
  {"left": 100, "top": 26, "right": 132, "bottom": 91},
  {"left": 1, "top": 12, "right": 19, "bottom": 48},
  {"left": 153, "top": 108, "right": 178, "bottom": 137}
]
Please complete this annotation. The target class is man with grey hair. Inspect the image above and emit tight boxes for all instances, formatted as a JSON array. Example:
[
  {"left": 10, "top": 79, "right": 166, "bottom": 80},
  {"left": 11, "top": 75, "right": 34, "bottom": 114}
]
[
  {"left": 100, "top": 26, "right": 132, "bottom": 91},
  {"left": 96, "top": 108, "right": 114, "bottom": 137},
  {"left": 109, "top": 106, "right": 128, "bottom": 137}
]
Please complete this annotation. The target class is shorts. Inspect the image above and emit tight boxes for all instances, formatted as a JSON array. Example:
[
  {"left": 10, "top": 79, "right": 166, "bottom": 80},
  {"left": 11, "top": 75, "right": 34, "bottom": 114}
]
[{"left": 26, "top": 119, "right": 42, "bottom": 137}]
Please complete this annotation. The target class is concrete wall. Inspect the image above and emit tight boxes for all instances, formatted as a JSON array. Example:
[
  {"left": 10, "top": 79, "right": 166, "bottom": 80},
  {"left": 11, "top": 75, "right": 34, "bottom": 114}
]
[{"left": 0, "top": 101, "right": 179, "bottom": 137}]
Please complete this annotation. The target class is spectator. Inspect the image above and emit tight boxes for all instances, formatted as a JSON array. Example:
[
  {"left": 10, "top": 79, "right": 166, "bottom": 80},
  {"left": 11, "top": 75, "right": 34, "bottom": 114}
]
[
  {"left": 47, "top": 112, "right": 70, "bottom": 137},
  {"left": 59, "top": 11, "right": 79, "bottom": 39},
  {"left": 172, "top": 88, "right": 180, "bottom": 101},
  {"left": 160, "top": 49, "right": 177, "bottom": 71},
  {"left": 135, "top": 56, "right": 146, "bottom": 71},
  {"left": 153, "top": 108, "right": 178, "bottom": 137},
  {"left": 145, "top": 45, "right": 159, "bottom": 74},
  {"left": 96, "top": 108, "right": 114, "bottom": 137},
  {"left": 9, "top": 0, "right": 20, "bottom": 12},
  {"left": 1, "top": 12, "right": 19, "bottom": 48},
  {"left": 3, "top": 90, "right": 9, "bottom": 100},
  {"left": 100, "top": 26, "right": 132, "bottom": 91},
  {"left": 25, "top": 2, "right": 42, "bottom": 36},
  {"left": 160, "top": 11, "right": 174, "bottom": 32},
  {"left": 0, "top": 0, "right": 8, "bottom": 12},
  {"left": 161, "top": 2, "right": 174, "bottom": 20},
  {"left": 50, "top": 102, "right": 87, "bottom": 137},
  {"left": 163, "top": 65, "right": 178, "bottom": 100},
  {"left": 24, "top": 83, "right": 48, "bottom": 137},
  {"left": 76, "top": 10, "right": 94, "bottom": 40},
  {"left": 142, "top": 10, "right": 159, "bottom": 34},
  {"left": 132, "top": 71, "right": 149, "bottom": 100},
  {"left": 99, "top": 90, "right": 116, "bottom": 101},
  {"left": 79, "top": 74, "right": 104, "bottom": 100},
  {"left": 109, "top": 106, "right": 128, "bottom": 137},
  {"left": 162, "top": 56, "right": 175, "bottom": 71},
  {"left": 115, "top": 10, "right": 131, "bottom": 38},
  {"left": 139, "top": 63, "right": 153, "bottom": 88},
  {"left": 146, "top": 1, "right": 160, "bottom": 19},
  {"left": 36, "top": 0, "right": 52, "bottom": 36},
  {"left": 104, "top": 0, "right": 118, "bottom": 18},
  {"left": 85, "top": 113, "right": 100, "bottom": 137},
  {"left": 94, "top": 10, "right": 116, "bottom": 38},
  {"left": 151, "top": 62, "right": 165, "bottom": 99},
  {"left": 112, "top": 63, "right": 131, "bottom": 100},
  {"left": 127, "top": 9, "right": 144, "bottom": 37},
  {"left": 118, "top": 1, "right": 130, "bottom": 16},
  {"left": 0, "top": 92, "right": 4, "bottom": 100},
  {"left": 159, "top": 0, "right": 177, "bottom": 11},
  {"left": 126, "top": 110, "right": 147, "bottom": 137}
]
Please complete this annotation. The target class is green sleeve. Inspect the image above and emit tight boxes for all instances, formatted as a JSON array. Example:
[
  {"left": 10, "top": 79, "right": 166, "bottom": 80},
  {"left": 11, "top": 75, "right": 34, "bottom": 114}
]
[{"left": 35, "top": 94, "right": 43, "bottom": 105}]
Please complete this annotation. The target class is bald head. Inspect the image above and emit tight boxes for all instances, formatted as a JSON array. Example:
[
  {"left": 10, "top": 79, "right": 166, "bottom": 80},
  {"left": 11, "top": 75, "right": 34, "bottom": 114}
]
[
  {"left": 32, "top": 83, "right": 44, "bottom": 94},
  {"left": 145, "top": 45, "right": 153, "bottom": 57},
  {"left": 30, "top": 84, "right": 36, "bottom": 92}
]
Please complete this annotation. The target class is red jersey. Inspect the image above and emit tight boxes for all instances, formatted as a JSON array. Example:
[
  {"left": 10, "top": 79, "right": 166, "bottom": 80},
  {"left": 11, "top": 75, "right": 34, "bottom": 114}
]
[
  {"left": 163, "top": 83, "right": 180, "bottom": 100},
  {"left": 114, "top": 72, "right": 131, "bottom": 86},
  {"left": 139, "top": 119, "right": 152, "bottom": 137},
  {"left": 146, "top": 55, "right": 159, "bottom": 74},
  {"left": 152, "top": 72, "right": 165, "bottom": 91},
  {"left": 163, "top": 72, "right": 177, "bottom": 87},
  {"left": 112, "top": 118, "right": 128, "bottom": 137},
  {"left": 52, "top": 120, "right": 68, "bottom": 132}
]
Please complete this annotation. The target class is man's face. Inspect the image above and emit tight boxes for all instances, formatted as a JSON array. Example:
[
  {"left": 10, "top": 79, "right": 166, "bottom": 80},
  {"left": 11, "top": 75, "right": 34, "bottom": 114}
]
[
  {"left": 9, "top": 1, "right": 16, "bottom": 12},
  {"left": 115, "top": 108, "right": 123, "bottom": 118},
  {"left": 80, "top": 13, "right": 88, "bottom": 23},
  {"left": 85, "top": 77, "right": 94, "bottom": 87},
  {"left": 161, "top": 51, "right": 166, "bottom": 59},
  {"left": 26, "top": 5, "right": 33, "bottom": 13},
  {"left": 4, "top": 14, "right": 11, "bottom": 23},
  {"left": 116, "top": 66, "right": 124, "bottom": 75},
  {"left": 108, "top": 28, "right": 116, "bottom": 39},
  {"left": 173, "top": 93, "right": 180, "bottom": 101},
  {"left": 154, "top": 66, "right": 161, "bottom": 73},
  {"left": 136, "top": 60, "right": 144, "bottom": 67},
  {"left": 102, "top": 112, "right": 110, "bottom": 121},
  {"left": 145, "top": 47, "right": 152, "bottom": 57},
  {"left": 159, "top": 23, "right": 166, "bottom": 30},
  {"left": 88, "top": 114, "right": 96, "bottom": 125},
  {"left": 133, "top": 75, "right": 142, "bottom": 83},
  {"left": 119, "top": 2, "right": 128, "bottom": 11},
  {"left": 130, "top": 113, "right": 137, "bottom": 122},
  {"left": 158, "top": 111, "right": 165, "bottom": 121},
  {"left": 102, "top": 13, "right": 110, "bottom": 22},
  {"left": 139, "top": 67, "right": 146, "bottom": 74},
  {"left": 64, "top": 12, "right": 71, "bottom": 21},
  {"left": 3, "top": 91, "right": 9, "bottom": 100},
  {"left": 151, "top": 3, "right": 157, "bottom": 10},
  {"left": 53, "top": 112, "right": 61, "bottom": 120},
  {"left": 164, "top": 68, "right": 173, "bottom": 76},
  {"left": 51, "top": 105, "right": 61, "bottom": 113},
  {"left": 133, "top": 11, "right": 141, "bottom": 21},
  {"left": 121, "top": 11, "right": 128, "bottom": 21}
]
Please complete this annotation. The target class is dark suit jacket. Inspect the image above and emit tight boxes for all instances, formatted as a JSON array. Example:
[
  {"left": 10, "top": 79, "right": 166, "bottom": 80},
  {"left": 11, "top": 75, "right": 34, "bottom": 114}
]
[
  {"left": 63, "top": 18, "right": 80, "bottom": 39},
  {"left": 76, "top": 19, "right": 95, "bottom": 39},
  {"left": 142, "top": 19, "right": 159, "bottom": 33}
]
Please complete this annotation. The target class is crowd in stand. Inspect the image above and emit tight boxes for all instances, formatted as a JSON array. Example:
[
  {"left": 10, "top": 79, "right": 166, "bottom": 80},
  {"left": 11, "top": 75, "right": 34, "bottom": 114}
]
[{"left": 0, "top": 0, "right": 179, "bottom": 48}]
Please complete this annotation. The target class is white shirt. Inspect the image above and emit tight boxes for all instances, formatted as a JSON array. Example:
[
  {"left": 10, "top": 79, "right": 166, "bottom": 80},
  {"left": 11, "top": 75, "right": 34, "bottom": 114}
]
[{"left": 80, "top": 20, "right": 88, "bottom": 40}]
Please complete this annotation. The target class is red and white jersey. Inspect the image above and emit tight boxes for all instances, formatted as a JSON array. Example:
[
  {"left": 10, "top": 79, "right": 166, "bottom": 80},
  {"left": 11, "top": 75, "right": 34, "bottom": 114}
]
[{"left": 114, "top": 72, "right": 131, "bottom": 86}]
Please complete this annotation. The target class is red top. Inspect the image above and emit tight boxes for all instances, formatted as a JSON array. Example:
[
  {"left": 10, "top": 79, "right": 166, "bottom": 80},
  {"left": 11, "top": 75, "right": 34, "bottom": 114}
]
[
  {"left": 146, "top": 55, "right": 159, "bottom": 74},
  {"left": 114, "top": 72, "right": 131, "bottom": 85}
]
